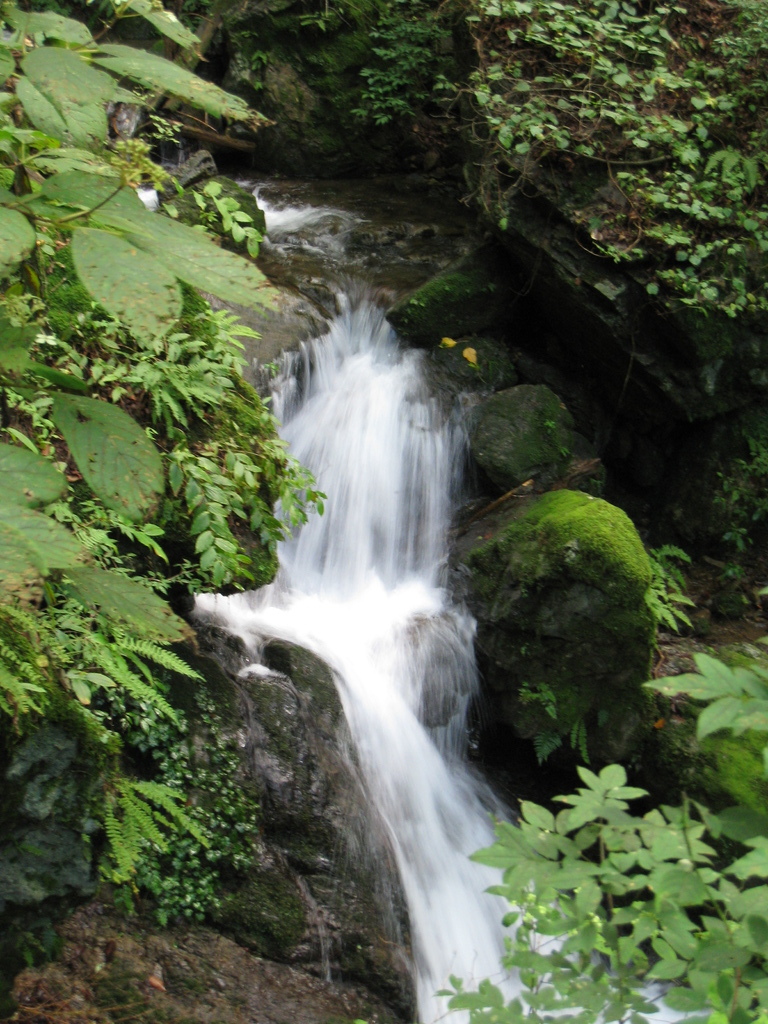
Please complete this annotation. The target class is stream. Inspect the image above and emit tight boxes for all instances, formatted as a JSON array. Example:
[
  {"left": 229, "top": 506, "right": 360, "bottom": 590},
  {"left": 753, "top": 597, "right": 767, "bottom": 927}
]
[{"left": 194, "top": 179, "right": 687, "bottom": 1024}]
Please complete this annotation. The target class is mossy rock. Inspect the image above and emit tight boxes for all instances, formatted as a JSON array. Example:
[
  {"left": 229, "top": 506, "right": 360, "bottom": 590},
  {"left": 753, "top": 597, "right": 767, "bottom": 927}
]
[
  {"left": 469, "top": 384, "right": 576, "bottom": 493},
  {"left": 386, "top": 245, "right": 518, "bottom": 346},
  {"left": 212, "top": 867, "right": 306, "bottom": 959},
  {"left": 455, "top": 489, "right": 655, "bottom": 763},
  {"left": 427, "top": 335, "right": 518, "bottom": 397}
]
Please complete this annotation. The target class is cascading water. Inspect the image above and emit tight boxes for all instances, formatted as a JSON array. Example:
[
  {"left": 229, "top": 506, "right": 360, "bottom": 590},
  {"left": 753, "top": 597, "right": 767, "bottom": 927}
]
[
  {"left": 196, "top": 186, "right": 689, "bottom": 1024},
  {"left": 197, "top": 289, "right": 512, "bottom": 1022}
]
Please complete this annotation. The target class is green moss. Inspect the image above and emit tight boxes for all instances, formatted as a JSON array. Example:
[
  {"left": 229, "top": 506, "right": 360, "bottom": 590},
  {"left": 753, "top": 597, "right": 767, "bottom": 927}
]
[
  {"left": 703, "top": 732, "right": 768, "bottom": 815},
  {"left": 213, "top": 869, "right": 306, "bottom": 959},
  {"left": 470, "top": 490, "right": 651, "bottom": 605},
  {"left": 464, "top": 490, "right": 654, "bottom": 761}
]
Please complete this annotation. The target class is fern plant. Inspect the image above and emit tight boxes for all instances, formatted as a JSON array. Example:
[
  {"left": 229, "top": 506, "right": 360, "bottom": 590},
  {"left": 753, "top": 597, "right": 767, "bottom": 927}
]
[
  {"left": 103, "top": 777, "right": 208, "bottom": 885},
  {"left": 0, "top": 606, "right": 50, "bottom": 726},
  {"left": 645, "top": 545, "right": 695, "bottom": 634}
]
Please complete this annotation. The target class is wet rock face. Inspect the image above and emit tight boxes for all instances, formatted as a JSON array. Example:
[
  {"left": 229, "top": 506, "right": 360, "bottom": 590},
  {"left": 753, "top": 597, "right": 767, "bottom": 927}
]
[
  {"left": 453, "top": 489, "right": 655, "bottom": 765},
  {"left": 197, "top": 638, "right": 414, "bottom": 1018}
]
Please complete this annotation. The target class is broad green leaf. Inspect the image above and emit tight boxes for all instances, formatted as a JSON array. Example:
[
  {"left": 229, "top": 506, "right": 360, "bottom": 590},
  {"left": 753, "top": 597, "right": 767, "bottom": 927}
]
[
  {"left": 27, "top": 362, "right": 90, "bottom": 392},
  {"left": 0, "top": 502, "right": 83, "bottom": 594},
  {"left": 52, "top": 394, "right": 164, "bottom": 521},
  {"left": 0, "top": 44, "right": 13, "bottom": 84},
  {"left": 599, "top": 763, "right": 627, "bottom": 790},
  {"left": 93, "top": 44, "right": 259, "bottom": 124},
  {"left": 64, "top": 566, "right": 189, "bottom": 641},
  {"left": 21, "top": 48, "right": 114, "bottom": 147},
  {"left": 5, "top": 7, "right": 94, "bottom": 44},
  {"left": 697, "top": 697, "right": 744, "bottom": 740},
  {"left": 123, "top": 214, "right": 279, "bottom": 310},
  {"left": 663, "top": 987, "right": 707, "bottom": 1012},
  {"left": 647, "top": 958, "right": 687, "bottom": 980},
  {"left": 23, "top": 47, "right": 115, "bottom": 106},
  {"left": 731, "top": 836, "right": 768, "bottom": 880},
  {"left": 124, "top": 0, "right": 201, "bottom": 51},
  {"left": 57, "top": 97, "right": 109, "bottom": 150},
  {"left": 32, "top": 149, "right": 118, "bottom": 177},
  {"left": 692, "top": 938, "right": 751, "bottom": 971},
  {"left": 0, "top": 315, "right": 37, "bottom": 378},
  {"left": 576, "top": 765, "right": 604, "bottom": 792},
  {"left": 0, "top": 207, "right": 36, "bottom": 275},
  {"left": 521, "top": 801, "right": 555, "bottom": 831},
  {"left": 0, "top": 443, "right": 66, "bottom": 506},
  {"left": 747, "top": 913, "right": 768, "bottom": 948},
  {"left": 41, "top": 170, "right": 129, "bottom": 212},
  {"left": 72, "top": 228, "right": 182, "bottom": 341},
  {"left": 16, "top": 76, "right": 69, "bottom": 142}
]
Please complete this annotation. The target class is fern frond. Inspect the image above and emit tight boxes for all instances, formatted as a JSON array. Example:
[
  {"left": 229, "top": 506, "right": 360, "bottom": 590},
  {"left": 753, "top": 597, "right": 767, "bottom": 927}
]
[
  {"left": 0, "top": 663, "right": 45, "bottom": 719},
  {"left": 102, "top": 777, "right": 210, "bottom": 883},
  {"left": 533, "top": 731, "right": 562, "bottom": 765},
  {"left": 90, "top": 644, "right": 179, "bottom": 724},
  {"left": 131, "top": 779, "right": 209, "bottom": 847},
  {"left": 115, "top": 636, "right": 201, "bottom": 679},
  {"left": 103, "top": 797, "right": 138, "bottom": 883}
]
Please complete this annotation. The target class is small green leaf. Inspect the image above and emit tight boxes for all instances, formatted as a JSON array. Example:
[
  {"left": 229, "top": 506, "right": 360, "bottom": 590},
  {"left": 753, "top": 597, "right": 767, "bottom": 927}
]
[
  {"left": 52, "top": 394, "right": 164, "bottom": 521},
  {"left": 70, "top": 676, "right": 92, "bottom": 705}
]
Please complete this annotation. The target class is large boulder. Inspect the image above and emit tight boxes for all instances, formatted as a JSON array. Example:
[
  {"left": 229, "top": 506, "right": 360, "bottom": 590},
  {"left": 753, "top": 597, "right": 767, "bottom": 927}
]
[{"left": 453, "top": 489, "right": 655, "bottom": 764}]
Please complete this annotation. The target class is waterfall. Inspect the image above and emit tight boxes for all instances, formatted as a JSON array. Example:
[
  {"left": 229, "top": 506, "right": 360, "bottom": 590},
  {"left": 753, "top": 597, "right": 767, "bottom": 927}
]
[
  {"left": 195, "top": 188, "right": 688, "bottom": 1024},
  {"left": 197, "top": 291, "right": 511, "bottom": 1021}
]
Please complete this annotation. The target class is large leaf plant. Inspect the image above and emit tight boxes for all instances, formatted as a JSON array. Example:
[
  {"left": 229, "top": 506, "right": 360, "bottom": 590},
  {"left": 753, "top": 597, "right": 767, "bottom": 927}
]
[{"left": 0, "top": 0, "right": 309, "bottom": 888}]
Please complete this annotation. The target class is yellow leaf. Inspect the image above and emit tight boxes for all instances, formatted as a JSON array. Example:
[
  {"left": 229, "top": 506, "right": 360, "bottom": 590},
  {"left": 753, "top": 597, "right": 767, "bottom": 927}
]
[
  {"left": 462, "top": 347, "right": 478, "bottom": 366},
  {"left": 440, "top": 337, "right": 457, "bottom": 348}
]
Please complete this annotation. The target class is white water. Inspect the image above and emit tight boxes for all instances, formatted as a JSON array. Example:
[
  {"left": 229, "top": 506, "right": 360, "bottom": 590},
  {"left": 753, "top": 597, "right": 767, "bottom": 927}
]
[
  {"left": 196, "top": 194, "right": 690, "bottom": 1024},
  {"left": 197, "top": 295, "right": 511, "bottom": 1021}
]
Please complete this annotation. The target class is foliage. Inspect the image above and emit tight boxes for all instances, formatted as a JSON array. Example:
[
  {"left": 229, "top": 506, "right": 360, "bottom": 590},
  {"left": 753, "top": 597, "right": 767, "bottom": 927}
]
[
  {"left": 0, "top": 0, "right": 318, "bottom": 897},
  {"left": 645, "top": 544, "right": 694, "bottom": 635},
  {"left": 468, "top": 0, "right": 768, "bottom": 317},
  {"left": 446, "top": 654, "right": 768, "bottom": 1023},
  {"left": 124, "top": 690, "right": 258, "bottom": 925},
  {"left": 352, "top": 0, "right": 452, "bottom": 124},
  {"left": 715, "top": 437, "right": 768, "bottom": 554},
  {"left": 165, "top": 179, "right": 264, "bottom": 258}
]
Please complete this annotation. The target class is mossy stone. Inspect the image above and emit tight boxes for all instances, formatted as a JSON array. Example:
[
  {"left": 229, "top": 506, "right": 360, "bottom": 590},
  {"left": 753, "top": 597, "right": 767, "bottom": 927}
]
[
  {"left": 469, "top": 384, "right": 575, "bottom": 493},
  {"left": 386, "top": 245, "right": 517, "bottom": 346},
  {"left": 456, "top": 489, "right": 654, "bottom": 762},
  {"left": 428, "top": 335, "right": 518, "bottom": 396},
  {"left": 212, "top": 868, "right": 306, "bottom": 959}
]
